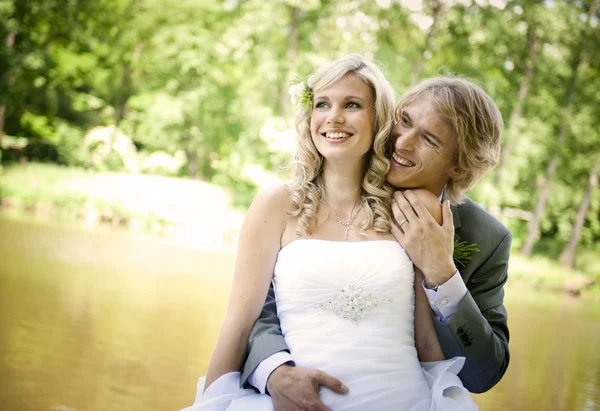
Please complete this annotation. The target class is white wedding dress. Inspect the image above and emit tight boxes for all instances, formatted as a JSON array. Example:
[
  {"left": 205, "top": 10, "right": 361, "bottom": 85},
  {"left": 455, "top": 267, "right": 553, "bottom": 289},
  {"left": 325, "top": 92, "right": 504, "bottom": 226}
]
[{"left": 183, "top": 240, "right": 478, "bottom": 411}]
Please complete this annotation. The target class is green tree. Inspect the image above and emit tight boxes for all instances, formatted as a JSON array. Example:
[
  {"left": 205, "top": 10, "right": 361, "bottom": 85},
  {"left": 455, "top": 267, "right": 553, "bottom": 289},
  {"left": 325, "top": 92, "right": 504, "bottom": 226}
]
[{"left": 522, "top": 0, "right": 599, "bottom": 256}]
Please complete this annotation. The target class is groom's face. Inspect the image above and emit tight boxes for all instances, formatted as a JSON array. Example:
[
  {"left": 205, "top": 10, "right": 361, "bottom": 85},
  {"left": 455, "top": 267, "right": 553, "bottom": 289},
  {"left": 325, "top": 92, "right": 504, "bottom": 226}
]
[{"left": 386, "top": 98, "right": 457, "bottom": 197}]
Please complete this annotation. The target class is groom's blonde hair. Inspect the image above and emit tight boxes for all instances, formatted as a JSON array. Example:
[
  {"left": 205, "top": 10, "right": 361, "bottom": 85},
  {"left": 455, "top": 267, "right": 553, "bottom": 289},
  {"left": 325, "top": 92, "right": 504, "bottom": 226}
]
[
  {"left": 396, "top": 77, "right": 503, "bottom": 203},
  {"left": 289, "top": 54, "right": 396, "bottom": 236}
]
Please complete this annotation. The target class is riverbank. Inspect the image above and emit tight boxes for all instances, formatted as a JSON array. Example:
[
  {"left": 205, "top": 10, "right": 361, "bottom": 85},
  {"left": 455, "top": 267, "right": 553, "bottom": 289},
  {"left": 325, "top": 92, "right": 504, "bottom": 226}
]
[
  {"left": 1, "top": 162, "right": 598, "bottom": 296},
  {"left": 508, "top": 254, "right": 598, "bottom": 298},
  {"left": 0, "top": 162, "right": 243, "bottom": 249}
]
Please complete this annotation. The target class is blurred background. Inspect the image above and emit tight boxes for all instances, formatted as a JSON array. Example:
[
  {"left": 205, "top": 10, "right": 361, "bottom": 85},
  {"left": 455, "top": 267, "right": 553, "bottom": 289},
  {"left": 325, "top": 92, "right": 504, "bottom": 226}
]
[{"left": 0, "top": 0, "right": 599, "bottom": 410}]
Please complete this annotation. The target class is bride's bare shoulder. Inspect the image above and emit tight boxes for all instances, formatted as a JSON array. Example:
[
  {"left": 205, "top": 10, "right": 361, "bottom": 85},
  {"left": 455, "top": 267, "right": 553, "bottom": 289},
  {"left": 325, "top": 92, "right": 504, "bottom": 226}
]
[
  {"left": 254, "top": 182, "right": 289, "bottom": 202},
  {"left": 238, "top": 183, "right": 291, "bottom": 241},
  {"left": 249, "top": 183, "right": 292, "bottom": 217}
]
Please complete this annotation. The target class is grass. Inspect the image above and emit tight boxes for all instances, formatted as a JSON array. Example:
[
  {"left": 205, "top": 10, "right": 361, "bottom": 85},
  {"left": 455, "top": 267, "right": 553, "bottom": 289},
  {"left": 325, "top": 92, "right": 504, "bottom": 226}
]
[
  {"left": 0, "top": 162, "right": 245, "bottom": 249},
  {"left": 0, "top": 163, "right": 178, "bottom": 236},
  {"left": 508, "top": 253, "right": 600, "bottom": 298}
]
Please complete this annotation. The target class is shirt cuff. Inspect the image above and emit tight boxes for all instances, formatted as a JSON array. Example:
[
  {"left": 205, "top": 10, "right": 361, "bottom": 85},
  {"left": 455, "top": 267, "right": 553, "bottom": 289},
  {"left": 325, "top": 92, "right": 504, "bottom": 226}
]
[
  {"left": 422, "top": 270, "right": 468, "bottom": 322},
  {"left": 247, "top": 351, "right": 295, "bottom": 394}
]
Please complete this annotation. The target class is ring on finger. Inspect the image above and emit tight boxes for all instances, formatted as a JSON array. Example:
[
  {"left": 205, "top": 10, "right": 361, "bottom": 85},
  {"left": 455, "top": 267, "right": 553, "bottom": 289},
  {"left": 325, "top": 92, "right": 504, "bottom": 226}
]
[{"left": 399, "top": 218, "right": 409, "bottom": 227}]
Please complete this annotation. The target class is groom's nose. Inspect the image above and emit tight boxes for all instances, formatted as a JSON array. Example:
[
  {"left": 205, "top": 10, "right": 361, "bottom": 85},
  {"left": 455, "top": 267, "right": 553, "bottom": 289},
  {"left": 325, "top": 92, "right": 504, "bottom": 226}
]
[{"left": 393, "top": 128, "right": 417, "bottom": 152}]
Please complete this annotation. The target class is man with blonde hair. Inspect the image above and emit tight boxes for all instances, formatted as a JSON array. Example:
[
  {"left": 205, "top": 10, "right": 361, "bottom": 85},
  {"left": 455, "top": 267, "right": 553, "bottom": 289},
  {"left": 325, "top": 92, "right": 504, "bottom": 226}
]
[{"left": 242, "top": 76, "right": 511, "bottom": 411}]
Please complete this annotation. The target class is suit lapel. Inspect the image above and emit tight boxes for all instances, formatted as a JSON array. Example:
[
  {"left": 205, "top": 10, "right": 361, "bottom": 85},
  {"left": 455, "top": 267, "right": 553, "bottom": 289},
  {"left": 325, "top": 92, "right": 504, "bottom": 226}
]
[
  {"left": 442, "top": 190, "right": 462, "bottom": 243},
  {"left": 452, "top": 205, "right": 462, "bottom": 243}
]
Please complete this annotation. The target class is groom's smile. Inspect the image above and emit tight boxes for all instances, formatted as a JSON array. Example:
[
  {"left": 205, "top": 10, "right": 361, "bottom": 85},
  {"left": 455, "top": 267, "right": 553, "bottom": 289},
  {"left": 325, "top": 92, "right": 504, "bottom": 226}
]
[{"left": 391, "top": 151, "right": 415, "bottom": 167}]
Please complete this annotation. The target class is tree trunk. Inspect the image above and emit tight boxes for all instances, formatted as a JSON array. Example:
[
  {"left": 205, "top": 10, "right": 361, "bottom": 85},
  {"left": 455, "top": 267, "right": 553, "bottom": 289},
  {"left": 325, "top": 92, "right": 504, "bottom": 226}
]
[
  {"left": 411, "top": 0, "right": 446, "bottom": 86},
  {"left": 181, "top": 131, "right": 200, "bottom": 179},
  {"left": 277, "top": 6, "right": 301, "bottom": 115},
  {"left": 496, "top": 23, "right": 538, "bottom": 181},
  {"left": 0, "top": 31, "right": 16, "bottom": 147},
  {"left": 559, "top": 152, "right": 600, "bottom": 268},
  {"left": 114, "top": 43, "right": 144, "bottom": 127},
  {"left": 521, "top": 0, "right": 598, "bottom": 256},
  {"left": 188, "top": 151, "right": 199, "bottom": 179},
  {"left": 0, "top": 105, "right": 5, "bottom": 136},
  {"left": 521, "top": 83, "right": 576, "bottom": 256},
  {"left": 109, "top": 43, "right": 143, "bottom": 157}
]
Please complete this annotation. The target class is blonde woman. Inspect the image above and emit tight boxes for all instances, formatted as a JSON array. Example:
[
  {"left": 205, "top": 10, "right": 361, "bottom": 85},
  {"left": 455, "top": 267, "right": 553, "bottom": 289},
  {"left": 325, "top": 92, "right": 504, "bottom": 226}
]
[{"left": 182, "top": 55, "right": 476, "bottom": 411}]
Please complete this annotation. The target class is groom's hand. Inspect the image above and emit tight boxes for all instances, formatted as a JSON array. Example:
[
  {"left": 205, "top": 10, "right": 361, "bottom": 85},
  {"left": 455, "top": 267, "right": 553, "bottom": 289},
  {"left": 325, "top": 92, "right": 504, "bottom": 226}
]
[
  {"left": 267, "top": 364, "right": 348, "bottom": 411},
  {"left": 391, "top": 190, "right": 456, "bottom": 287}
]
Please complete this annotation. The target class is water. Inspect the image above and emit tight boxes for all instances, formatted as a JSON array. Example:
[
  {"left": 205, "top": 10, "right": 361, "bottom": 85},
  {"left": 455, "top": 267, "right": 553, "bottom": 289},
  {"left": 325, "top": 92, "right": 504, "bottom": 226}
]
[{"left": 1, "top": 215, "right": 599, "bottom": 411}]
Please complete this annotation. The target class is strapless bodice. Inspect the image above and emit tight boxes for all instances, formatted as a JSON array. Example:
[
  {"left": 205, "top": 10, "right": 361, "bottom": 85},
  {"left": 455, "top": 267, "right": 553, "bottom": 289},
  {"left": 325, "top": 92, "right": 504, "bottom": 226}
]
[{"left": 273, "top": 240, "right": 431, "bottom": 410}]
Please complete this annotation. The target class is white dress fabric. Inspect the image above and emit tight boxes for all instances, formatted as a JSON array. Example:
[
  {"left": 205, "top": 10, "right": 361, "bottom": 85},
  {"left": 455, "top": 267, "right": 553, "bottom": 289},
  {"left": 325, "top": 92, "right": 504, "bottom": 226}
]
[{"left": 183, "top": 240, "right": 478, "bottom": 411}]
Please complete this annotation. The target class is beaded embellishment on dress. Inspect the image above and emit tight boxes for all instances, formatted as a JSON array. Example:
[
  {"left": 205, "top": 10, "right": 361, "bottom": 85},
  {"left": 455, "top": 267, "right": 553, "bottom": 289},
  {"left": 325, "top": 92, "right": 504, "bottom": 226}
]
[{"left": 313, "top": 282, "right": 393, "bottom": 324}]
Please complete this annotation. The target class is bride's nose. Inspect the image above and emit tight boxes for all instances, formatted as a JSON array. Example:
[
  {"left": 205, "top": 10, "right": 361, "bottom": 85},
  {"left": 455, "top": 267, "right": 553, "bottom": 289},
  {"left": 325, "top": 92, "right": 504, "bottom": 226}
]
[{"left": 327, "top": 106, "right": 345, "bottom": 124}]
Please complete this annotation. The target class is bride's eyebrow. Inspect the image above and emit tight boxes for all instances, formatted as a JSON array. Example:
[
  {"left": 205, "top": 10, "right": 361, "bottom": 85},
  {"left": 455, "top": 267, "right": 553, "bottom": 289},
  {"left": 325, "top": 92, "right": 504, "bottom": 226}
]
[
  {"left": 344, "top": 95, "right": 365, "bottom": 101},
  {"left": 314, "top": 95, "right": 365, "bottom": 102}
]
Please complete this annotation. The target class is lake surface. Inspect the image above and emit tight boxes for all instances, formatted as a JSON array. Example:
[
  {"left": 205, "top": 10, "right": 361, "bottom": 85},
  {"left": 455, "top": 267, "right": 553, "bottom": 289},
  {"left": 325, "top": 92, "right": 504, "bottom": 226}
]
[{"left": 1, "top": 215, "right": 599, "bottom": 411}]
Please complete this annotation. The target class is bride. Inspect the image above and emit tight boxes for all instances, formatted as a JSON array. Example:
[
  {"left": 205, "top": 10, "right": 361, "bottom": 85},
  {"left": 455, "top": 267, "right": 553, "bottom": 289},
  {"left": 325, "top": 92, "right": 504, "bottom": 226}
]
[{"left": 182, "top": 54, "right": 478, "bottom": 411}]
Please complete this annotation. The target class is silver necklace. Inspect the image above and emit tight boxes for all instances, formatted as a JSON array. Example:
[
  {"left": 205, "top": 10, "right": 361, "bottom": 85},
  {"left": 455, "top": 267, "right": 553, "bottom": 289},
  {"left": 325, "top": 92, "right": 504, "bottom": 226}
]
[{"left": 323, "top": 195, "right": 362, "bottom": 241}]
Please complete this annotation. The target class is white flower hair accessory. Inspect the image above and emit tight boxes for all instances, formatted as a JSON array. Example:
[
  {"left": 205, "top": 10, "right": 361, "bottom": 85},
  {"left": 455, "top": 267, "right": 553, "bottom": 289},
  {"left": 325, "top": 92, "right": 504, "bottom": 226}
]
[{"left": 289, "top": 80, "right": 313, "bottom": 112}]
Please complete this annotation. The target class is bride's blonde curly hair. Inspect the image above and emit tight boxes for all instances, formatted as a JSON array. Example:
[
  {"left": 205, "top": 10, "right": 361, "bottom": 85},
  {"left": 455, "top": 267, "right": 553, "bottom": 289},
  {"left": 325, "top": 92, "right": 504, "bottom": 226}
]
[{"left": 288, "top": 54, "right": 396, "bottom": 236}]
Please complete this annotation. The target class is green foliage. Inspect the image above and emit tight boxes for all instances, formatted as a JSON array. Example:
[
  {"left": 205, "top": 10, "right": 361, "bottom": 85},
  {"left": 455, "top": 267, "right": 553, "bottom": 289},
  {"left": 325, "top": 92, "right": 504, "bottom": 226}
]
[
  {"left": 509, "top": 252, "right": 600, "bottom": 295},
  {"left": 78, "top": 126, "right": 139, "bottom": 172},
  {"left": 453, "top": 240, "right": 480, "bottom": 268},
  {"left": 0, "top": 0, "right": 599, "bottom": 265},
  {"left": 0, "top": 163, "right": 172, "bottom": 233}
]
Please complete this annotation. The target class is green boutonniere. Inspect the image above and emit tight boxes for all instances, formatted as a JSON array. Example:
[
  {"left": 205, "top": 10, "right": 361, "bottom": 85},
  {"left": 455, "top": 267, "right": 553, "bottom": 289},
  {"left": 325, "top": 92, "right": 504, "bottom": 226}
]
[{"left": 453, "top": 240, "right": 479, "bottom": 267}]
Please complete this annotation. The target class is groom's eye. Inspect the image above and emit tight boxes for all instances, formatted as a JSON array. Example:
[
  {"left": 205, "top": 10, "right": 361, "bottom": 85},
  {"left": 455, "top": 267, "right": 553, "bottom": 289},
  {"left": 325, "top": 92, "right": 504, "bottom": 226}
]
[
  {"left": 423, "top": 135, "right": 435, "bottom": 146},
  {"left": 422, "top": 134, "right": 441, "bottom": 149}
]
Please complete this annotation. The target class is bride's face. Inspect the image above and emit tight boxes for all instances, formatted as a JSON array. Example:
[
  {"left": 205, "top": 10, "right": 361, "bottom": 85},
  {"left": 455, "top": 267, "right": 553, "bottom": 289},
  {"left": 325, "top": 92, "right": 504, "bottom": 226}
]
[{"left": 310, "top": 73, "right": 376, "bottom": 163}]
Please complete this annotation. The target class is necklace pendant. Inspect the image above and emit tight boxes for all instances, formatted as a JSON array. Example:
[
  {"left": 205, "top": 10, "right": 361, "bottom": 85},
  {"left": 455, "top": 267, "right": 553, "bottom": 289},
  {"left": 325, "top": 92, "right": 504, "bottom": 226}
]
[{"left": 324, "top": 195, "right": 362, "bottom": 242}]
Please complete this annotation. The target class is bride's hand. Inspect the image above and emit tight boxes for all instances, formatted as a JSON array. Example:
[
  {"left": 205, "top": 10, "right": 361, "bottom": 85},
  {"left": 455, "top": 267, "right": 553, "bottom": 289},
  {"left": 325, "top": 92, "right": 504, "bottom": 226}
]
[{"left": 267, "top": 364, "right": 348, "bottom": 411}]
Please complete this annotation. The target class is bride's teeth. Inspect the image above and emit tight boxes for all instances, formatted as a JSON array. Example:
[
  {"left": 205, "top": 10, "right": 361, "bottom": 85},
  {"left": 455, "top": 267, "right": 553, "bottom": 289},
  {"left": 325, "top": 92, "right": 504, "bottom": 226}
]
[
  {"left": 392, "top": 152, "right": 415, "bottom": 167},
  {"left": 325, "top": 132, "right": 350, "bottom": 139}
]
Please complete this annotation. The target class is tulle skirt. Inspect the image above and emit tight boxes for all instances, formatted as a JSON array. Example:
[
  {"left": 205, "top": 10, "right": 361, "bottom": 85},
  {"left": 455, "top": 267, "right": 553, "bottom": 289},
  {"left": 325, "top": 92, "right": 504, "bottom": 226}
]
[{"left": 181, "top": 357, "right": 478, "bottom": 411}]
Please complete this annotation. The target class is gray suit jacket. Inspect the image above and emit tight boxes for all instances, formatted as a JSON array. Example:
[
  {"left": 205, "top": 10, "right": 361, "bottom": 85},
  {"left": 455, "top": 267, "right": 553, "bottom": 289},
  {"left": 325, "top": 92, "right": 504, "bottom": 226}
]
[{"left": 240, "top": 198, "right": 511, "bottom": 394}]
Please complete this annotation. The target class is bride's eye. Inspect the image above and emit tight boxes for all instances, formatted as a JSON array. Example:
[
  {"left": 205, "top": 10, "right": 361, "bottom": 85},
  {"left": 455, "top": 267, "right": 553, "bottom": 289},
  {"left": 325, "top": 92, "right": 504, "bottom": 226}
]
[
  {"left": 346, "top": 101, "right": 361, "bottom": 109},
  {"left": 315, "top": 101, "right": 328, "bottom": 109}
]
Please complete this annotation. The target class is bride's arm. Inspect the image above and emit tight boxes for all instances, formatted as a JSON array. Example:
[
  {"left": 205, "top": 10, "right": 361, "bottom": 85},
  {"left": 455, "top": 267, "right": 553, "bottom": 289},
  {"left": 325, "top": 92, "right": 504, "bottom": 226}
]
[
  {"left": 204, "top": 184, "right": 289, "bottom": 390},
  {"left": 410, "top": 189, "right": 445, "bottom": 362},
  {"left": 414, "top": 267, "right": 445, "bottom": 361}
]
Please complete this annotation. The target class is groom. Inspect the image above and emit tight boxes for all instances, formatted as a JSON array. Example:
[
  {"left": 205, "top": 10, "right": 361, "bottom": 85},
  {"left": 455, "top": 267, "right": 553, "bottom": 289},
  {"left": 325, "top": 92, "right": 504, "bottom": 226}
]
[{"left": 241, "top": 77, "right": 511, "bottom": 410}]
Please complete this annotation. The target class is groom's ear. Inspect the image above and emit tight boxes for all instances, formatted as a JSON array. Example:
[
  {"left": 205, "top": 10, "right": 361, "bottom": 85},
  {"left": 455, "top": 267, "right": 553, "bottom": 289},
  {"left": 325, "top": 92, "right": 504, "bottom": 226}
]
[
  {"left": 445, "top": 162, "right": 460, "bottom": 179},
  {"left": 448, "top": 166, "right": 460, "bottom": 178}
]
